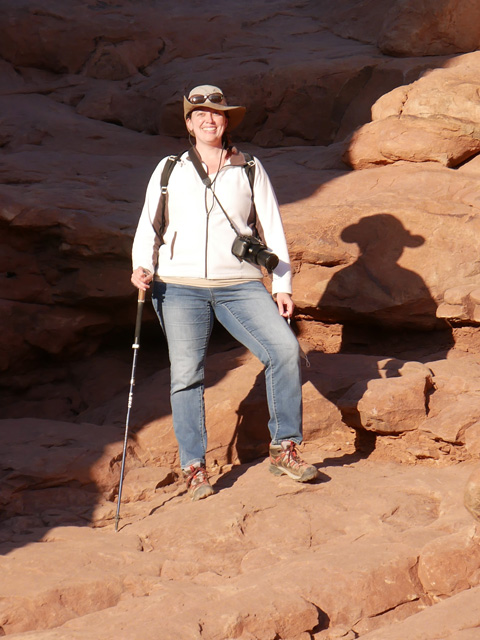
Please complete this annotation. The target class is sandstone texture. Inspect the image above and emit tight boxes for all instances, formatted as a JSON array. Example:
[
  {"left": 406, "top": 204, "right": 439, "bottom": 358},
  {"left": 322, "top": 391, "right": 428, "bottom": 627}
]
[
  {"left": 2, "top": 0, "right": 480, "bottom": 639},
  {"left": 3, "top": 0, "right": 480, "bottom": 375},
  {"left": 378, "top": 0, "right": 480, "bottom": 57},
  {"left": 2, "top": 420, "right": 480, "bottom": 639},
  {"left": 346, "top": 53, "right": 480, "bottom": 168},
  {"left": 317, "top": 0, "right": 480, "bottom": 57},
  {"left": 3, "top": 344, "right": 480, "bottom": 639}
]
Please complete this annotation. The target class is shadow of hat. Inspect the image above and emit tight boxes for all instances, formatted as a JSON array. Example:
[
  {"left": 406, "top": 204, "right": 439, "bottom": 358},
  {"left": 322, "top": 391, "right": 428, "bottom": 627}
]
[{"left": 341, "top": 213, "right": 425, "bottom": 249}]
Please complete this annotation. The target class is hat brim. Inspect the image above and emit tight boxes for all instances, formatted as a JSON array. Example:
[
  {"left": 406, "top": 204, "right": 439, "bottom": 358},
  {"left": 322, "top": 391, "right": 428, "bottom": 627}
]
[{"left": 183, "top": 97, "right": 246, "bottom": 132}]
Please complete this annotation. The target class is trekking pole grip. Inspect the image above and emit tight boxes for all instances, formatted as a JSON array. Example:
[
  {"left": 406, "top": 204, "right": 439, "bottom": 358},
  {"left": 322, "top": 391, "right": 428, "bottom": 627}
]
[{"left": 133, "top": 288, "right": 146, "bottom": 347}]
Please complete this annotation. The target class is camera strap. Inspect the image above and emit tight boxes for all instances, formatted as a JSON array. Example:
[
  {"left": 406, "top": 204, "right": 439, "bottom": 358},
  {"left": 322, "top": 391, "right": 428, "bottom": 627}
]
[{"left": 188, "top": 147, "right": 250, "bottom": 240}]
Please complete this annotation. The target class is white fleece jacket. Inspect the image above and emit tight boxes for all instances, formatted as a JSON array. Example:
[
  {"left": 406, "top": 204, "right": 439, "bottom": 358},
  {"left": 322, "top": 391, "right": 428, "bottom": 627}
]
[{"left": 132, "top": 150, "right": 292, "bottom": 295}]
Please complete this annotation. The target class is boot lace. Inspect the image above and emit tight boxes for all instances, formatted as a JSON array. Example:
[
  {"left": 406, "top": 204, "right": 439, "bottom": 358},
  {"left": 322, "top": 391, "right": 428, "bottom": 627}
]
[
  {"left": 281, "top": 442, "right": 306, "bottom": 469},
  {"left": 186, "top": 465, "right": 208, "bottom": 489}
]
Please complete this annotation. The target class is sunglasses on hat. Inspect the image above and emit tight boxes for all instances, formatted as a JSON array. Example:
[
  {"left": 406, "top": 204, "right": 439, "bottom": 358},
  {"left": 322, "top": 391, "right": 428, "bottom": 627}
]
[{"left": 187, "top": 92, "right": 224, "bottom": 105}]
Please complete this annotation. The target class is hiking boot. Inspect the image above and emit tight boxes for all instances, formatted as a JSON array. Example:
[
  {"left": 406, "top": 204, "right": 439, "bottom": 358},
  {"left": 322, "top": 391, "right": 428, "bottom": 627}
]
[
  {"left": 269, "top": 440, "right": 318, "bottom": 482},
  {"left": 183, "top": 464, "right": 215, "bottom": 501}
]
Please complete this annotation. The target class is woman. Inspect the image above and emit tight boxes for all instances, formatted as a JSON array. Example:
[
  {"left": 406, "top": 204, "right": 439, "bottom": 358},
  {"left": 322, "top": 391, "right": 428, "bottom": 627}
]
[{"left": 131, "top": 84, "right": 317, "bottom": 500}]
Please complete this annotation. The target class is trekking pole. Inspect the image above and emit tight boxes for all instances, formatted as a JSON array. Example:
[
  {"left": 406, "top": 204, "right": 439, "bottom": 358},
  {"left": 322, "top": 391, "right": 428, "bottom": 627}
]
[{"left": 114, "top": 287, "right": 146, "bottom": 532}]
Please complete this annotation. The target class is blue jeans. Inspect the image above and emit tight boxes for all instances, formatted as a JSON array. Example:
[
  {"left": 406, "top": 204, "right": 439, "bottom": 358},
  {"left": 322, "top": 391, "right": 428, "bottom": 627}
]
[{"left": 151, "top": 280, "right": 303, "bottom": 468}]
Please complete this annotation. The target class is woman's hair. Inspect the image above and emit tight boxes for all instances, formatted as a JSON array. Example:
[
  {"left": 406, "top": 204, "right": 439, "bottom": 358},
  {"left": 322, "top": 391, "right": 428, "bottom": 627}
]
[
  {"left": 221, "top": 114, "right": 235, "bottom": 155},
  {"left": 222, "top": 130, "right": 233, "bottom": 152}
]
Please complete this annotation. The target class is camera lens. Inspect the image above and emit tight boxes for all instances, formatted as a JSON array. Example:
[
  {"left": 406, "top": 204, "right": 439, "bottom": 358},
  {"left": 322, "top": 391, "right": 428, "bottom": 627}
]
[{"left": 257, "top": 249, "right": 279, "bottom": 273}]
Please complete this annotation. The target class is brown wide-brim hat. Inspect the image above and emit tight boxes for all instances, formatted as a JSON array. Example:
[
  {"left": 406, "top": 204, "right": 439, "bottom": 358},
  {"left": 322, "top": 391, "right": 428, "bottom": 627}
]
[{"left": 183, "top": 84, "right": 246, "bottom": 132}]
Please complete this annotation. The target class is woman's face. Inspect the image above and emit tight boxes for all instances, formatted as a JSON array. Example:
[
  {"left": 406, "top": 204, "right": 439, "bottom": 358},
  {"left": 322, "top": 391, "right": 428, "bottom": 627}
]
[{"left": 187, "top": 108, "right": 227, "bottom": 147}]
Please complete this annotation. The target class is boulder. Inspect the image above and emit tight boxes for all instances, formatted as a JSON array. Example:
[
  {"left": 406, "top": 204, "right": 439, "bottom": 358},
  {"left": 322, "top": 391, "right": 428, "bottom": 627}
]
[
  {"left": 346, "top": 115, "right": 480, "bottom": 169},
  {"left": 421, "top": 395, "right": 480, "bottom": 445},
  {"left": 337, "top": 361, "right": 432, "bottom": 434},
  {"left": 317, "top": 0, "right": 480, "bottom": 58},
  {"left": 418, "top": 527, "right": 480, "bottom": 598},
  {"left": 346, "top": 52, "right": 480, "bottom": 170}
]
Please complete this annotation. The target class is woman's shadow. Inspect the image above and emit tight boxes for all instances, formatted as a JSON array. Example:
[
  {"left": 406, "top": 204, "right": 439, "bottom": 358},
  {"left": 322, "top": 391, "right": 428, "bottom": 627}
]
[
  {"left": 318, "top": 213, "right": 454, "bottom": 352},
  {"left": 312, "top": 213, "right": 454, "bottom": 464}
]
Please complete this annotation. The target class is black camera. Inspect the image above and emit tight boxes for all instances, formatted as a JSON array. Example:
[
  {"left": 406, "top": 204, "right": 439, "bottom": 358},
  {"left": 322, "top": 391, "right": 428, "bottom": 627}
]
[{"left": 231, "top": 235, "right": 279, "bottom": 273}]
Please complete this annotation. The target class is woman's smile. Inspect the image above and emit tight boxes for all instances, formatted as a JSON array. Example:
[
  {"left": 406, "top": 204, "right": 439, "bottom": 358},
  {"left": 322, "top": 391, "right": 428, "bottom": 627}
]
[{"left": 187, "top": 108, "right": 227, "bottom": 143}]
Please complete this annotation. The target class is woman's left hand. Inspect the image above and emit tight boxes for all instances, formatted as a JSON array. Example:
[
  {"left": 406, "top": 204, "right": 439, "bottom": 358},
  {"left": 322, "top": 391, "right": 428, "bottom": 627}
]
[{"left": 275, "top": 292, "right": 295, "bottom": 319}]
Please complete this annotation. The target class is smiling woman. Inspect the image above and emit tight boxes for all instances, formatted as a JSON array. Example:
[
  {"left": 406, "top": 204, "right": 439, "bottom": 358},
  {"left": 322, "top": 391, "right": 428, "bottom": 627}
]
[
  {"left": 130, "top": 84, "right": 318, "bottom": 501},
  {"left": 182, "top": 85, "right": 246, "bottom": 173},
  {"left": 186, "top": 108, "right": 228, "bottom": 171}
]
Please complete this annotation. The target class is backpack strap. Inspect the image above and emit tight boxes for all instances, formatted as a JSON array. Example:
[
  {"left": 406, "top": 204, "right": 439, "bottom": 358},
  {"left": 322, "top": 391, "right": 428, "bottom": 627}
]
[
  {"left": 161, "top": 155, "right": 180, "bottom": 189},
  {"left": 152, "top": 153, "right": 183, "bottom": 245},
  {"left": 241, "top": 152, "right": 259, "bottom": 237},
  {"left": 242, "top": 152, "right": 256, "bottom": 192}
]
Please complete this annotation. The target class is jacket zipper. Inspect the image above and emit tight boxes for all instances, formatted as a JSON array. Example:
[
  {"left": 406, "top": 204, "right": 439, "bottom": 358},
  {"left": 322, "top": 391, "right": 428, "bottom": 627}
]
[
  {"left": 204, "top": 163, "right": 227, "bottom": 278},
  {"left": 205, "top": 210, "right": 210, "bottom": 278}
]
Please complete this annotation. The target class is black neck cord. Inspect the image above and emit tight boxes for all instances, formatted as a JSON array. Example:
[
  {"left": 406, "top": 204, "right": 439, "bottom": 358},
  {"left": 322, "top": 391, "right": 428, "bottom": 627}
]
[
  {"left": 204, "top": 147, "right": 224, "bottom": 216},
  {"left": 189, "top": 147, "right": 242, "bottom": 237}
]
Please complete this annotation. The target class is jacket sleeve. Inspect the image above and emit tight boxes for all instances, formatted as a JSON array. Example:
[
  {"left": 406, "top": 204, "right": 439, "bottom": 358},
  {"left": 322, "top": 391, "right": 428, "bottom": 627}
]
[
  {"left": 252, "top": 157, "right": 293, "bottom": 295},
  {"left": 132, "top": 158, "right": 167, "bottom": 275}
]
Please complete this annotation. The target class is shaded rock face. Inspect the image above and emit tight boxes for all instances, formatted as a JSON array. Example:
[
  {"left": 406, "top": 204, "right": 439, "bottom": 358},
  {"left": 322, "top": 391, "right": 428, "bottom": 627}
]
[
  {"left": 378, "top": 0, "right": 480, "bottom": 57},
  {"left": 0, "top": 0, "right": 165, "bottom": 77}
]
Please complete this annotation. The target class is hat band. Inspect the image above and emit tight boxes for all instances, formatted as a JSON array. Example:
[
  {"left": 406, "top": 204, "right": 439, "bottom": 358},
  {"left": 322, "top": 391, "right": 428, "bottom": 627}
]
[{"left": 187, "top": 92, "right": 225, "bottom": 105}]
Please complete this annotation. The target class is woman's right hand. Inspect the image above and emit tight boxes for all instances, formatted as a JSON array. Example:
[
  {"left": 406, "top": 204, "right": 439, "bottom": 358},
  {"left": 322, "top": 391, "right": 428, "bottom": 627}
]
[{"left": 131, "top": 267, "right": 153, "bottom": 290}]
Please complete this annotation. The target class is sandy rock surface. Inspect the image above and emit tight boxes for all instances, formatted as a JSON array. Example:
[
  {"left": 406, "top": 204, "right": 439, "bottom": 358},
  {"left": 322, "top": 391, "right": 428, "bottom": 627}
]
[
  {"left": 3, "top": 344, "right": 480, "bottom": 638},
  {"left": 1, "top": 442, "right": 479, "bottom": 639}
]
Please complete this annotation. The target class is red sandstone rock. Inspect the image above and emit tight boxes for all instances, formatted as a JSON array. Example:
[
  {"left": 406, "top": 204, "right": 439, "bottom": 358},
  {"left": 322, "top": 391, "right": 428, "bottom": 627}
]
[
  {"left": 2, "top": 16, "right": 479, "bottom": 374},
  {"left": 354, "top": 585, "right": 480, "bottom": 640},
  {"left": 346, "top": 115, "right": 480, "bottom": 169},
  {"left": 0, "top": 1, "right": 164, "bottom": 77},
  {"left": 464, "top": 466, "right": 480, "bottom": 523},
  {"left": 346, "top": 52, "right": 480, "bottom": 170},
  {"left": 2, "top": 2, "right": 480, "bottom": 638},
  {"left": 318, "top": 0, "right": 480, "bottom": 59},
  {"left": 378, "top": 0, "right": 480, "bottom": 56},
  {"left": 287, "top": 160, "right": 480, "bottom": 328},
  {"left": 1, "top": 458, "right": 477, "bottom": 639},
  {"left": 418, "top": 527, "right": 480, "bottom": 598},
  {"left": 337, "top": 362, "right": 432, "bottom": 434}
]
